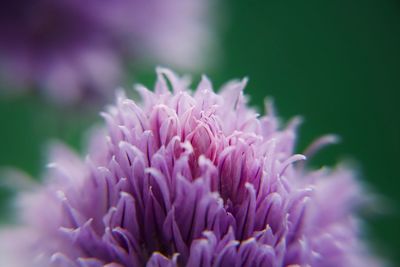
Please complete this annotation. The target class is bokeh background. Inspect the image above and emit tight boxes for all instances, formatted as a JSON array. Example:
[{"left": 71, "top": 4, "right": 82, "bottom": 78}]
[{"left": 0, "top": 0, "right": 399, "bottom": 264}]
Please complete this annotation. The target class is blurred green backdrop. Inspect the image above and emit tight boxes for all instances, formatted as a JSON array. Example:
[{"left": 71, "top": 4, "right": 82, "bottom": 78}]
[{"left": 1, "top": 0, "right": 399, "bottom": 264}]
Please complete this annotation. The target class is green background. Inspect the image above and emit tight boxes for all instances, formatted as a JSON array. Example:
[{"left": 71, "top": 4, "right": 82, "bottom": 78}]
[{"left": 1, "top": 0, "right": 399, "bottom": 264}]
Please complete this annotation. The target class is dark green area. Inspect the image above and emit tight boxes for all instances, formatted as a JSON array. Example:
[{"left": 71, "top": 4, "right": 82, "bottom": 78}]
[{"left": 0, "top": 0, "right": 399, "bottom": 263}]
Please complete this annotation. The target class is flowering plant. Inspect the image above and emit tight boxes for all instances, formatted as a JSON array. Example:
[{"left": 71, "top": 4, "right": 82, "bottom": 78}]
[{"left": 0, "top": 69, "right": 379, "bottom": 266}]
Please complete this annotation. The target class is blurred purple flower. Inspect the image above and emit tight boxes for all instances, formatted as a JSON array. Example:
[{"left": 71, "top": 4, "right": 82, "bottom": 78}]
[
  {"left": 0, "top": 68, "right": 380, "bottom": 266},
  {"left": 0, "top": 1, "right": 214, "bottom": 104}
]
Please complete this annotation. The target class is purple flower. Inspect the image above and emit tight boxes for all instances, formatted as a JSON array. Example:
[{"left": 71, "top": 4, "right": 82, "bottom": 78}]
[
  {"left": 0, "top": 68, "right": 380, "bottom": 266},
  {"left": 0, "top": 1, "right": 214, "bottom": 104}
]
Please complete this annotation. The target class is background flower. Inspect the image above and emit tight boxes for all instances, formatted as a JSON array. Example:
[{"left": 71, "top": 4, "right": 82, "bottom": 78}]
[
  {"left": 0, "top": 69, "right": 380, "bottom": 266},
  {"left": 0, "top": 0, "right": 215, "bottom": 104}
]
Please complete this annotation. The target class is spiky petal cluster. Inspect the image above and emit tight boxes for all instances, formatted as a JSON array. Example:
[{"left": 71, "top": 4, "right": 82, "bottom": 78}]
[
  {"left": 0, "top": 1, "right": 213, "bottom": 104},
  {"left": 0, "top": 69, "right": 380, "bottom": 266}
]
